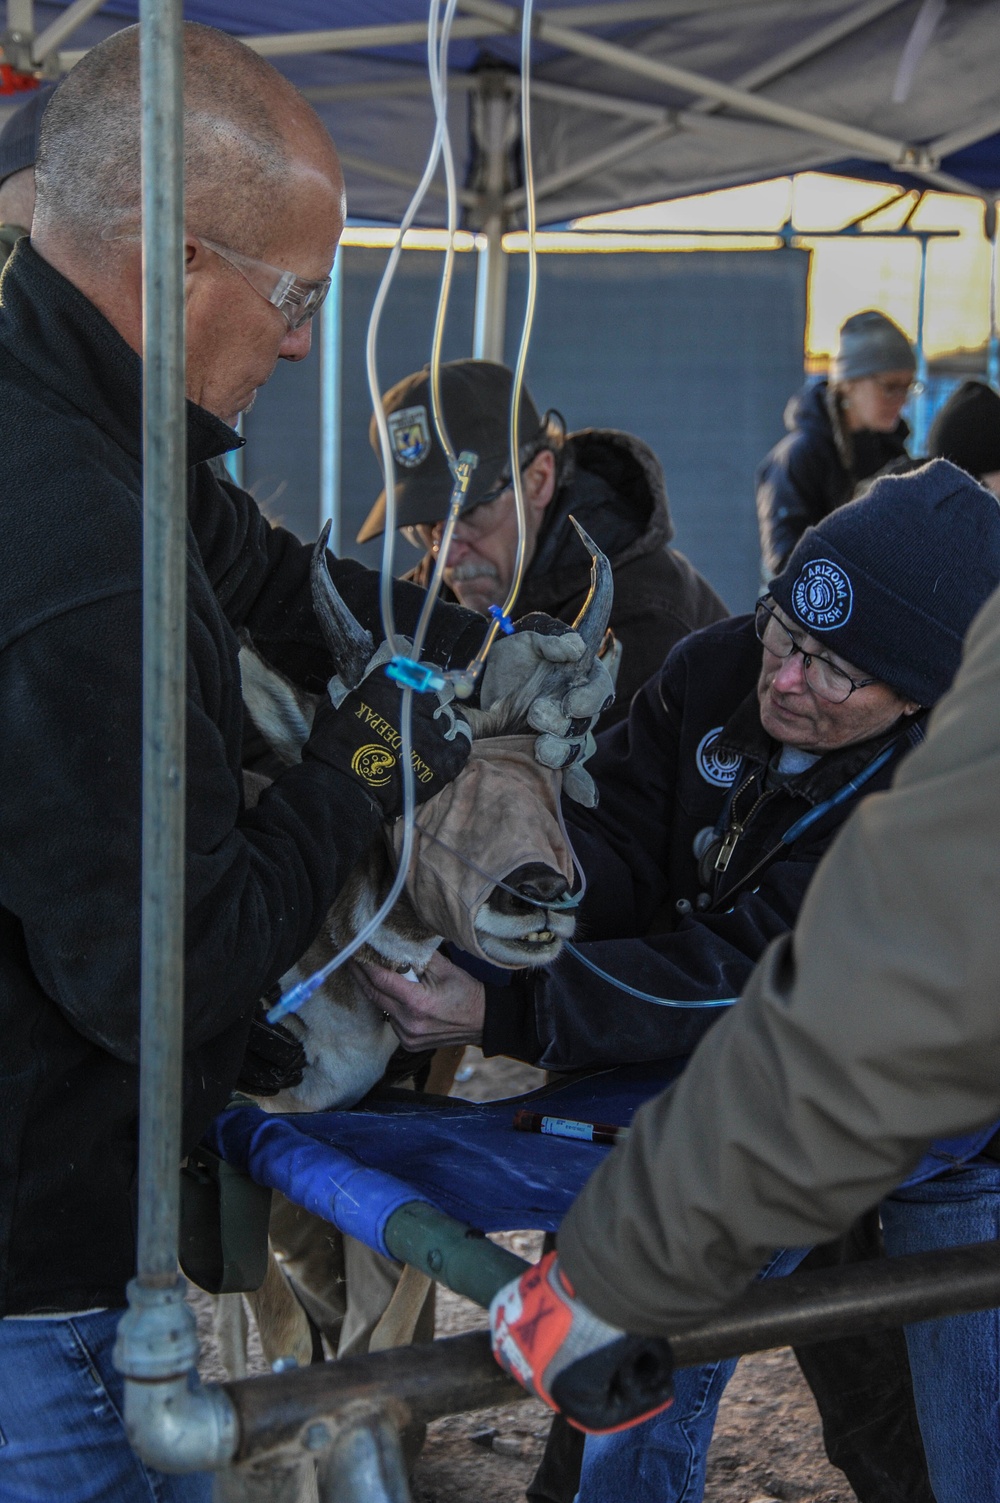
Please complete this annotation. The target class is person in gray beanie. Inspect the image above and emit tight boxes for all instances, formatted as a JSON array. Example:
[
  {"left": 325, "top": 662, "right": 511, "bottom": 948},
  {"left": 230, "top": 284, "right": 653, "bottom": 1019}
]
[
  {"left": 0, "top": 86, "right": 53, "bottom": 269},
  {"left": 756, "top": 309, "right": 916, "bottom": 577},
  {"left": 359, "top": 459, "right": 1000, "bottom": 1503}
]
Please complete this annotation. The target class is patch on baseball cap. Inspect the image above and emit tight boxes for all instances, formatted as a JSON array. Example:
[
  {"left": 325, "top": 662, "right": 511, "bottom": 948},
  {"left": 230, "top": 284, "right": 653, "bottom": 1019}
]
[
  {"left": 791, "top": 558, "right": 854, "bottom": 631},
  {"left": 388, "top": 405, "right": 431, "bottom": 468}
]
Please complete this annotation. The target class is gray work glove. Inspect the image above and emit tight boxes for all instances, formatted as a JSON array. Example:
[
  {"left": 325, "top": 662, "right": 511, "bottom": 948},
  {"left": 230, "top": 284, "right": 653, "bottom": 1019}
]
[{"left": 481, "top": 620, "right": 619, "bottom": 807}]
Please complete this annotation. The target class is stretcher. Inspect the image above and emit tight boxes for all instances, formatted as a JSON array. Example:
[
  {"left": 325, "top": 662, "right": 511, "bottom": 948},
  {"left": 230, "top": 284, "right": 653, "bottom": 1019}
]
[{"left": 205, "top": 1060, "right": 997, "bottom": 1265}]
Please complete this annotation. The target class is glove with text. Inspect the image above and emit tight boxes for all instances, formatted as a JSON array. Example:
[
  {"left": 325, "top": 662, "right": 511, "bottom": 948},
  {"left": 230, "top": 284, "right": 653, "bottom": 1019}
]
[
  {"left": 489, "top": 1250, "right": 675, "bottom": 1434},
  {"left": 303, "top": 665, "right": 471, "bottom": 821}
]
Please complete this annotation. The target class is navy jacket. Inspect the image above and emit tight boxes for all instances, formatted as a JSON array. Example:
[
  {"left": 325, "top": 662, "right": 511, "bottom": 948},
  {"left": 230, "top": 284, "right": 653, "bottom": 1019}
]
[
  {"left": 482, "top": 615, "right": 924, "bottom": 1071},
  {"left": 756, "top": 381, "right": 909, "bottom": 578},
  {"left": 0, "top": 242, "right": 484, "bottom": 1314}
]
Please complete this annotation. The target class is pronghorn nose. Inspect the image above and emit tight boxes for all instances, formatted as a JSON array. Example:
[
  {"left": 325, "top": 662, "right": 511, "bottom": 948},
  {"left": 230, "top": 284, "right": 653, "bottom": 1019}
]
[
  {"left": 511, "top": 863, "right": 569, "bottom": 904},
  {"left": 488, "top": 862, "right": 569, "bottom": 916}
]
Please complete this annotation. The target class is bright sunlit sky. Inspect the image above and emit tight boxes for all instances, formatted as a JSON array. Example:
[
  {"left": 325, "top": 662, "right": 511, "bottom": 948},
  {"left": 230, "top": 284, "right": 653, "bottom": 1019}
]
[{"left": 573, "top": 173, "right": 995, "bottom": 364}]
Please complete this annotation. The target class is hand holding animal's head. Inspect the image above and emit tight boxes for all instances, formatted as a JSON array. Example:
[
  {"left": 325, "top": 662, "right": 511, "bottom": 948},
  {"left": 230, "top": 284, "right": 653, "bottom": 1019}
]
[{"left": 392, "top": 736, "right": 577, "bottom": 967}]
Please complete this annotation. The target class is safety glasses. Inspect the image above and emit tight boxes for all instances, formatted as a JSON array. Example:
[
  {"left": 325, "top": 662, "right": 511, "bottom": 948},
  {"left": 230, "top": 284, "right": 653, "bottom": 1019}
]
[{"left": 198, "top": 237, "right": 331, "bottom": 331}]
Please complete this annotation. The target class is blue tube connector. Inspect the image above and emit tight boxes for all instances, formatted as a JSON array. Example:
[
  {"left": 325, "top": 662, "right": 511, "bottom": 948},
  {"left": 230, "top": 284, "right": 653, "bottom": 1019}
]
[{"left": 385, "top": 657, "right": 448, "bottom": 694}]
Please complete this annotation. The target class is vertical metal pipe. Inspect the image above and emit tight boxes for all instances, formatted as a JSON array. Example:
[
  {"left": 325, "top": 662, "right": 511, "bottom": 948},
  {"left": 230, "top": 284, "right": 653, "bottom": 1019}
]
[
  {"left": 987, "top": 202, "right": 999, "bottom": 390},
  {"left": 319, "top": 250, "right": 343, "bottom": 551},
  {"left": 473, "top": 217, "right": 508, "bottom": 362},
  {"left": 137, "top": 0, "right": 187, "bottom": 1287},
  {"left": 472, "top": 76, "right": 512, "bottom": 363},
  {"left": 114, "top": 11, "right": 235, "bottom": 1469},
  {"left": 3, "top": 0, "right": 35, "bottom": 70},
  {"left": 912, "top": 232, "right": 930, "bottom": 452}
]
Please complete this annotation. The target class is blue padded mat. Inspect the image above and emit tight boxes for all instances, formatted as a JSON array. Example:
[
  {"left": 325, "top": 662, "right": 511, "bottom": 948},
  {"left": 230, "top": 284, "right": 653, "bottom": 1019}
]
[
  {"left": 206, "top": 1062, "right": 1000, "bottom": 1257},
  {"left": 206, "top": 1062, "right": 683, "bottom": 1245}
]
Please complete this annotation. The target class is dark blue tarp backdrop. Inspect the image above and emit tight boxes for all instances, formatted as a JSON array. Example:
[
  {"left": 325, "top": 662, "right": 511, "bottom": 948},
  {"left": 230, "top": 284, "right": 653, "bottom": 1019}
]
[{"left": 245, "top": 245, "right": 808, "bottom": 614}]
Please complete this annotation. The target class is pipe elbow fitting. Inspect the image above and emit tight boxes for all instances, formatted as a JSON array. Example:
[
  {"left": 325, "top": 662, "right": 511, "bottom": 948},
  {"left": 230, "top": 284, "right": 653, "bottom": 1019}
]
[
  {"left": 122, "top": 1372, "right": 237, "bottom": 1474},
  {"left": 114, "top": 1277, "right": 238, "bottom": 1473}
]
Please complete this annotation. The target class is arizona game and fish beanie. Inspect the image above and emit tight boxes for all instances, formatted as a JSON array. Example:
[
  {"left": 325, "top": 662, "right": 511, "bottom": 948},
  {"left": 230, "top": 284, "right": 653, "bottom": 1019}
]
[{"left": 769, "top": 459, "right": 1000, "bottom": 707}]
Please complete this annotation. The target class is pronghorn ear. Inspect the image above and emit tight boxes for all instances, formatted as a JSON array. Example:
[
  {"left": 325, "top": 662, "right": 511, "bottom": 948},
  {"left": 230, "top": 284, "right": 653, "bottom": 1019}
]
[{"left": 239, "top": 642, "right": 315, "bottom": 764}]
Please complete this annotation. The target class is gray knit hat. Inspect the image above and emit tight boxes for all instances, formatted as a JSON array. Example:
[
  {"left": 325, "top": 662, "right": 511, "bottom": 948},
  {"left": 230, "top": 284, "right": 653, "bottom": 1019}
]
[
  {"left": 832, "top": 310, "right": 915, "bottom": 384},
  {"left": 0, "top": 86, "right": 53, "bottom": 187}
]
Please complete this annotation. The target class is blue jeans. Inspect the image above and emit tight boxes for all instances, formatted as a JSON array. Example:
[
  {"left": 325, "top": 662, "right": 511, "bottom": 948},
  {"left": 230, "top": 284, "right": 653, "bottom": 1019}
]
[
  {"left": 579, "top": 1163, "right": 1000, "bottom": 1503},
  {"left": 881, "top": 1159, "right": 1000, "bottom": 1503},
  {"left": 577, "top": 1247, "right": 808, "bottom": 1503},
  {"left": 0, "top": 1308, "right": 213, "bottom": 1503}
]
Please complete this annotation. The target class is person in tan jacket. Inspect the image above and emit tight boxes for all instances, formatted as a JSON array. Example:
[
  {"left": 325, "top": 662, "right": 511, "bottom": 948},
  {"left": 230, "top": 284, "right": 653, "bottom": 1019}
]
[{"left": 492, "top": 579, "right": 1000, "bottom": 1503}]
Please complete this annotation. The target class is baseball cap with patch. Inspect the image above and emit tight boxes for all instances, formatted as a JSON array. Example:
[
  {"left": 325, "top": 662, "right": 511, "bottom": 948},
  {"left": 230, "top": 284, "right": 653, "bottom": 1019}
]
[
  {"left": 357, "top": 359, "right": 543, "bottom": 543},
  {"left": 768, "top": 459, "right": 1000, "bottom": 707}
]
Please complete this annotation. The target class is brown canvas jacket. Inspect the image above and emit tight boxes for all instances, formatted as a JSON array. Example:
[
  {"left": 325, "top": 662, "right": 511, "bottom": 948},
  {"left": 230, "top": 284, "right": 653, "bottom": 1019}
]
[{"left": 557, "top": 584, "right": 1000, "bottom": 1334}]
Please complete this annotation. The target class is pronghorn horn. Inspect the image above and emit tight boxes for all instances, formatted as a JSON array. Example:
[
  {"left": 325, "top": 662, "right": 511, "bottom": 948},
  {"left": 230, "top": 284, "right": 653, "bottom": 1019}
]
[
  {"left": 568, "top": 516, "right": 613, "bottom": 654},
  {"left": 311, "top": 520, "right": 376, "bottom": 690}
]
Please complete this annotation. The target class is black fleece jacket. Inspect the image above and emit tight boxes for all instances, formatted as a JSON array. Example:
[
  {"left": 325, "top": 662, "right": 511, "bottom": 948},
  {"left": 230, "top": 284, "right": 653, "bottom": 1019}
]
[
  {"left": 756, "top": 381, "right": 910, "bottom": 578},
  {"left": 0, "top": 242, "right": 483, "bottom": 1314},
  {"left": 409, "top": 429, "right": 728, "bottom": 727},
  {"left": 482, "top": 616, "right": 923, "bottom": 1071}
]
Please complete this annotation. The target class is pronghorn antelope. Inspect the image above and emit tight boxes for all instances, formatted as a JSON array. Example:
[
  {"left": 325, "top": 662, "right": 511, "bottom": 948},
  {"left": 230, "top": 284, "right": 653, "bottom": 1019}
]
[{"left": 214, "top": 524, "right": 613, "bottom": 1390}]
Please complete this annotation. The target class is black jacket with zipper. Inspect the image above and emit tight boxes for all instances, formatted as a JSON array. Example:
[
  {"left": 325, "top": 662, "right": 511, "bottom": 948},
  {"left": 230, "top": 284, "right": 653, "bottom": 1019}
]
[
  {"left": 482, "top": 614, "right": 924, "bottom": 1071},
  {"left": 756, "top": 381, "right": 910, "bottom": 579},
  {"left": 0, "top": 242, "right": 484, "bottom": 1315},
  {"left": 409, "top": 428, "right": 728, "bottom": 727}
]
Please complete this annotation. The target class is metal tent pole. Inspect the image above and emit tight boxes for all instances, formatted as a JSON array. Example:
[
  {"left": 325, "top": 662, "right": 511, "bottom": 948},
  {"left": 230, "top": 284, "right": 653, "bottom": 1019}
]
[
  {"left": 136, "top": 0, "right": 187, "bottom": 1306},
  {"left": 987, "top": 199, "right": 999, "bottom": 390},
  {"left": 113, "top": 0, "right": 237, "bottom": 1470},
  {"left": 472, "top": 72, "right": 515, "bottom": 363},
  {"left": 912, "top": 230, "right": 930, "bottom": 451},
  {"left": 2, "top": 0, "right": 34, "bottom": 71},
  {"left": 319, "top": 250, "right": 344, "bottom": 551}
]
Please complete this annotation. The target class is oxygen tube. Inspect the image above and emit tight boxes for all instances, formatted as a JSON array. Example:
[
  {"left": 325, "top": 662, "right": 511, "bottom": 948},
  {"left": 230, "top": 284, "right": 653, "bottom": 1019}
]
[
  {"left": 454, "top": 0, "right": 539, "bottom": 696},
  {"left": 270, "top": 0, "right": 539, "bottom": 1022},
  {"left": 558, "top": 740, "right": 901, "bottom": 1011}
]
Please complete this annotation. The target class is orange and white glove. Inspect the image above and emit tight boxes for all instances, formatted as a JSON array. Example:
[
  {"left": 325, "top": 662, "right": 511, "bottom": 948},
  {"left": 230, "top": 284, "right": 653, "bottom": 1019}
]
[{"left": 488, "top": 1250, "right": 675, "bottom": 1434}]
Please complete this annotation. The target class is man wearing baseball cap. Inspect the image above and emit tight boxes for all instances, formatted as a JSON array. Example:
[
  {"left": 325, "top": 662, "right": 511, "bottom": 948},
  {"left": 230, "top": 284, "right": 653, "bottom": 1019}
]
[
  {"left": 0, "top": 86, "right": 52, "bottom": 269},
  {"left": 361, "top": 460, "right": 1000, "bottom": 1503},
  {"left": 358, "top": 358, "right": 727, "bottom": 725}
]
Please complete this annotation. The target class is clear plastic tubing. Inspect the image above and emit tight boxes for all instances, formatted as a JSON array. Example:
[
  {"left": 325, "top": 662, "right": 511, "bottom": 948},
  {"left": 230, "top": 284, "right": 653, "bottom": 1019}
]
[
  {"left": 455, "top": 0, "right": 538, "bottom": 698},
  {"left": 269, "top": 0, "right": 463, "bottom": 1023}
]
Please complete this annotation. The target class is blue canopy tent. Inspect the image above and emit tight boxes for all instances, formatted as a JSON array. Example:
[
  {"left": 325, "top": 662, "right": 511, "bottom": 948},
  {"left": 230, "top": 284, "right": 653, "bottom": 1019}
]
[
  {"left": 6, "top": 2, "right": 998, "bottom": 565},
  {"left": 5, "top": 1, "right": 1000, "bottom": 357}
]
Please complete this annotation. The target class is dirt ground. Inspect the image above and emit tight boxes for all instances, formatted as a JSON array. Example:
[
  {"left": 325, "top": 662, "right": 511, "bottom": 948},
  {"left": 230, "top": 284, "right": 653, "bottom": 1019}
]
[{"left": 193, "top": 1049, "right": 855, "bottom": 1503}]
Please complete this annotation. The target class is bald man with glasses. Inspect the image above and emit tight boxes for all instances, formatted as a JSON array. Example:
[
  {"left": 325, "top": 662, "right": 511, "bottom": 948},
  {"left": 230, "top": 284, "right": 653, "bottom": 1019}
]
[
  {"left": 359, "top": 462, "right": 1000, "bottom": 1503},
  {"left": 0, "top": 21, "right": 620, "bottom": 1501}
]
